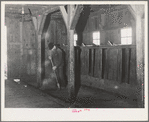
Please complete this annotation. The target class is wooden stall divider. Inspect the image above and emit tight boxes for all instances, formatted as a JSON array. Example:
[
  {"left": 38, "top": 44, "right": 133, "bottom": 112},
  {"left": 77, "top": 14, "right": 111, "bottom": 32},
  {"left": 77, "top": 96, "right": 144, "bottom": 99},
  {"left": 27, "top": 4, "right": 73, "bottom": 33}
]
[
  {"left": 94, "top": 48, "right": 101, "bottom": 78},
  {"left": 129, "top": 47, "right": 137, "bottom": 86},
  {"left": 104, "top": 48, "right": 108, "bottom": 80},
  {"left": 76, "top": 45, "right": 136, "bottom": 86},
  {"left": 85, "top": 48, "right": 89, "bottom": 75},
  {"left": 80, "top": 47, "right": 85, "bottom": 75},
  {"left": 117, "top": 48, "right": 122, "bottom": 83},
  {"left": 125, "top": 48, "right": 130, "bottom": 84}
]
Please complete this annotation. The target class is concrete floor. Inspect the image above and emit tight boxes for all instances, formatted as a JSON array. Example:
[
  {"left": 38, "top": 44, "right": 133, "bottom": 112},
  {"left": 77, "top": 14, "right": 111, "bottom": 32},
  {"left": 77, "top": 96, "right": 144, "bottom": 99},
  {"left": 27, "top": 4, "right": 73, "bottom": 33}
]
[
  {"left": 5, "top": 79, "right": 138, "bottom": 108},
  {"left": 5, "top": 80, "right": 69, "bottom": 108}
]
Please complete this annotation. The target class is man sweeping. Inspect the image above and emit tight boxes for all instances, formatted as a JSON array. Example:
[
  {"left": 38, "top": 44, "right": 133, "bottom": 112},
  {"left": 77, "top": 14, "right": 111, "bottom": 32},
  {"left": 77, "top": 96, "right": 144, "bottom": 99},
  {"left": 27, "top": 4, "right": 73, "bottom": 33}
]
[{"left": 48, "top": 42, "right": 66, "bottom": 90}]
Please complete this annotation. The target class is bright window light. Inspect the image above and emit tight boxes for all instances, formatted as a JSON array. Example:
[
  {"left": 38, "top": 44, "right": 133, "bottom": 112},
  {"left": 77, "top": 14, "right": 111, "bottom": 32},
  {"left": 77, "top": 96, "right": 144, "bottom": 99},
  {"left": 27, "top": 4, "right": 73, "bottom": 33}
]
[
  {"left": 74, "top": 34, "right": 78, "bottom": 46},
  {"left": 121, "top": 27, "right": 132, "bottom": 44},
  {"left": 93, "top": 31, "right": 100, "bottom": 45}
]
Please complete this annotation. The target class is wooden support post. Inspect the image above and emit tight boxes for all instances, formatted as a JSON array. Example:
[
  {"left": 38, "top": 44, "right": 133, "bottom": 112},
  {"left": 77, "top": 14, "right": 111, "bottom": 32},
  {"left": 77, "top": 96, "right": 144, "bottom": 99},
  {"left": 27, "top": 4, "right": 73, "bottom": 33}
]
[
  {"left": 31, "top": 14, "right": 46, "bottom": 87},
  {"left": 36, "top": 34, "right": 42, "bottom": 87},
  {"left": 130, "top": 5, "right": 145, "bottom": 108},
  {"left": 60, "top": 5, "right": 82, "bottom": 104},
  {"left": 37, "top": 15, "right": 47, "bottom": 87},
  {"left": 128, "top": 4, "right": 145, "bottom": 108},
  {"left": 20, "top": 20, "right": 23, "bottom": 78},
  {"left": 136, "top": 15, "right": 144, "bottom": 108},
  {"left": 20, "top": 21, "right": 23, "bottom": 56},
  {"left": 67, "top": 5, "right": 76, "bottom": 103}
]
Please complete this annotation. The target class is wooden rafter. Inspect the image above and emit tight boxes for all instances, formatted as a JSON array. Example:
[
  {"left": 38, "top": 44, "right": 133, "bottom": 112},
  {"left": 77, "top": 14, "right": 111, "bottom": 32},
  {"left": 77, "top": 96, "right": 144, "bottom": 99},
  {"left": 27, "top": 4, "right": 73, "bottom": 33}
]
[
  {"left": 60, "top": 5, "right": 83, "bottom": 30},
  {"left": 38, "top": 15, "right": 47, "bottom": 35},
  {"left": 70, "top": 5, "right": 83, "bottom": 30},
  {"left": 32, "top": 17, "right": 37, "bottom": 31},
  {"left": 59, "top": 6, "right": 68, "bottom": 28},
  {"left": 37, "top": 15, "right": 43, "bottom": 31},
  {"left": 42, "top": 6, "right": 60, "bottom": 15},
  {"left": 127, "top": 5, "right": 137, "bottom": 20}
]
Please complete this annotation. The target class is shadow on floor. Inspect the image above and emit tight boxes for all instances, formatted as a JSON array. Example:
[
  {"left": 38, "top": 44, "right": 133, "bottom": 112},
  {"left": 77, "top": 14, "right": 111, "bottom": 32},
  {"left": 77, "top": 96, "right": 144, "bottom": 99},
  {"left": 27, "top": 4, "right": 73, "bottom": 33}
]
[
  {"left": 5, "top": 79, "right": 67, "bottom": 108},
  {"left": 23, "top": 79, "right": 138, "bottom": 108}
]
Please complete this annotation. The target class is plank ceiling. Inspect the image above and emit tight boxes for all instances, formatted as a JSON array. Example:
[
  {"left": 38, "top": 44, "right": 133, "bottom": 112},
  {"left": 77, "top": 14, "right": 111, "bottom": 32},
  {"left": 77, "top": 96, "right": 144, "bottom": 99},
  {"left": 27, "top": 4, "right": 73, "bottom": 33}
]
[
  {"left": 5, "top": 4, "right": 128, "bottom": 20},
  {"left": 5, "top": 4, "right": 62, "bottom": 19}
]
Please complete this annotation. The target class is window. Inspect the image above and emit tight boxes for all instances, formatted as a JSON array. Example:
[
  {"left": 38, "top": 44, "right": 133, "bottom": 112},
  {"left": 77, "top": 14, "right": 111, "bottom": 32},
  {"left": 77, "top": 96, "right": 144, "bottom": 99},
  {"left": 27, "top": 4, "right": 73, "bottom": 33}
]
[
  {"left": 121, "top": 27, "right": 132, "bottom": 44},
  {"left": 74, "top": 34, "right": 78, "bottom": 46},
  {"left": 93, "top": 31, "right": 100, "bottom": 45}
]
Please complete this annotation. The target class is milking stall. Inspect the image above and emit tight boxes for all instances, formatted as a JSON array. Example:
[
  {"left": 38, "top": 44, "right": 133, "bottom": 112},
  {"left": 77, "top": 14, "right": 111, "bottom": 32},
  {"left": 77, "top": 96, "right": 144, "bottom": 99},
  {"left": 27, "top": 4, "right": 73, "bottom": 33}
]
[{"left": 2, "top": 2, "right": 147, "bottom": 115}]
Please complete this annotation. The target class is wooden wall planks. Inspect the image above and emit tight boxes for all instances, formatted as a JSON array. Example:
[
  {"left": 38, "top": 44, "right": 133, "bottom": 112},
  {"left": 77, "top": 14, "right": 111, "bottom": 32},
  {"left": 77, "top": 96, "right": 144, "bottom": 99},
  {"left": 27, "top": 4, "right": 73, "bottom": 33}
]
[
  {"left": 80, "top": 7, "right": 135, "bottom": 45},
  {"left": 7, "top": 44, "right": 21, "bottom": 78},
  {"left": 117, "top": 48, "right": 122, "bottom": 83},
  {"left": 7, "top": 18, "right": 21, "bottom": 78},
  {"left": 23, "top": 21, "right": 37, "bottom": 76},
  {"left": 80, "top": 47, "right": 85, "bottom": 75},
  {"left": 107, "top": 48, "right": 118, "bottom": 81},
  {"left": 129, "top": 48, "right": 137, "bottom": 86},
  {"left": 79, "top": 46, "right": 136, "bottom": 86},
  {"left": 7, "top": 17, "right": 37, "bottom": 79},
  {"left": 93, "top": 48, "right": 102, "bottom": 78},
  {"left": 84, "top": 48, "right": 89, "bottom": 75},
  {"left": 125, "top": 48, "right": 130, "bottom": 84}
]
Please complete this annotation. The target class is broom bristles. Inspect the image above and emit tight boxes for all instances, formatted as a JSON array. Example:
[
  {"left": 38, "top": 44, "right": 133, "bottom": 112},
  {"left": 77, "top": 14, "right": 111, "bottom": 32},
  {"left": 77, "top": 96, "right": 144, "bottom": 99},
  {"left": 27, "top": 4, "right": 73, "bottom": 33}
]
[{"left": 41, "top": 78, "right": 57, "bottom": 90}]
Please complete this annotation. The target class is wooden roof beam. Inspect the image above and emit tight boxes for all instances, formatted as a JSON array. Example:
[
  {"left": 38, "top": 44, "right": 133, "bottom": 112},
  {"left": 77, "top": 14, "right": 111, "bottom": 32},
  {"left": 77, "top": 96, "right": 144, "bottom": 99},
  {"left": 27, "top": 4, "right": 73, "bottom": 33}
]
[
  {"left": 70, "top": 5, "right": 83, "bottom": 30},
  {"left": 43, "top": 6, "right": 60, "bottom": 15},
  {"left": 128, "top": 5, "right": 145, "bottom": 20},
  {"left": 31, "top": 14, "right": 46, "bottom": 34},
  {"left": 31, "top": 6, "right": 60, "bottom": 17},
  {"left": 32, "top": 17, "right": 37, "bottom": 30},
  {"left": 60, "top": 5, "right": 83, "bottom": 30},
  {"left": 59, "top": 6, "right": 68, "bottom": 28},
  {"left": 38, "top": 15, "right": 47, "bottom": 35},
  {"left": 127, "top": 5, "right": 137, "bottom": 20}
]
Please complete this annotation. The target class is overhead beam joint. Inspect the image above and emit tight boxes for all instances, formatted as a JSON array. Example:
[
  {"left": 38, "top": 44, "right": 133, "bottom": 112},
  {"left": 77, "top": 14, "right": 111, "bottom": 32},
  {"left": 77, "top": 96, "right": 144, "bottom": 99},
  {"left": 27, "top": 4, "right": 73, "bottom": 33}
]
[
  {"left": 59, "top": 6, "right": 68, "bottom": 28},
  {"left": 70, "top": 5, "right": 83, "bottom": 30}
]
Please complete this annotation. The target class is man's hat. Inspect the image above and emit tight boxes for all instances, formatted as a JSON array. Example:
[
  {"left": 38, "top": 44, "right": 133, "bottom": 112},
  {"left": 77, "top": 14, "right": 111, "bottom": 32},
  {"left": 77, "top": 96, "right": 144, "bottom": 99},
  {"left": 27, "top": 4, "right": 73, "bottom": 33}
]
[{"left": 48, "top": 42, "right": 54, "bottom": 50}]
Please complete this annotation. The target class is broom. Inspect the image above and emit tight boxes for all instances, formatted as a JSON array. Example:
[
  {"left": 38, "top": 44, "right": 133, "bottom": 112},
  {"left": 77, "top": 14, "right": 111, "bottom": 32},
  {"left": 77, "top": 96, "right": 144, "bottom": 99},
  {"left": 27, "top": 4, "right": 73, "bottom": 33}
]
[{"left": 50, "top": 59, "right": 60, "bottom": 89}]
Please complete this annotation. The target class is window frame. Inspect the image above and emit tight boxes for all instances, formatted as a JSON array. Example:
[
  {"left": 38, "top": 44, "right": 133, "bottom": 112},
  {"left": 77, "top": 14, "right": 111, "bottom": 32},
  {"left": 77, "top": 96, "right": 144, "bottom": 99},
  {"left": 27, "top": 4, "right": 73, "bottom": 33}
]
[
  {"left": 74, "top": 34, "right": 78, "bottom": 46},
  {"left": 93, "top": 31, "right": 100, "bottom": 45},
  {"left": 121, "top": 27, "right": 132, "bottom": 45}
]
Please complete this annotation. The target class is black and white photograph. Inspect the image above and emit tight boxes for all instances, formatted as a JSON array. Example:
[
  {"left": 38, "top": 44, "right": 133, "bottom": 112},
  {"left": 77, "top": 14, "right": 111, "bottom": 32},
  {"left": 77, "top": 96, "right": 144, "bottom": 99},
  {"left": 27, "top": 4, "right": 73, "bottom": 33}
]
[{"left": 1, "top": 1, "right": 148, "bottom": 121}]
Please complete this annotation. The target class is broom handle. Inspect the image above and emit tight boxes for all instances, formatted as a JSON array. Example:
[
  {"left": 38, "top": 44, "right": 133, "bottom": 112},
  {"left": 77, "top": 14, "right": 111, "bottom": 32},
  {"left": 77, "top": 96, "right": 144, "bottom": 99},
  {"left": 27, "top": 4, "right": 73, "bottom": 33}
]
[{"left": 50, "top": 59, "right": 60, "bottom": 89}]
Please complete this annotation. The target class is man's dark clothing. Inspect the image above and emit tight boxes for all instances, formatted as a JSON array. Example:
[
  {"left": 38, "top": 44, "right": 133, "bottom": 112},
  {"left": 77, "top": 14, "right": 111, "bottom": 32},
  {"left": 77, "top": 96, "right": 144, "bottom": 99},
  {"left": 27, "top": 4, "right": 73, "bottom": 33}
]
[{"left": 48, "top": 47, "right": 65, "bottom": 87}]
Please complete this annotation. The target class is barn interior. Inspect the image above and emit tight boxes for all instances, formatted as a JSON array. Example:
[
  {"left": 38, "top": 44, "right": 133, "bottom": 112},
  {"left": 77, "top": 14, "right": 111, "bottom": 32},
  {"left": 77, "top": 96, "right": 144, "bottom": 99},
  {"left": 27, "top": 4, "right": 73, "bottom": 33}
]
[{"left": 4, "top": 4, "right": 145, "bottom": 108}]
